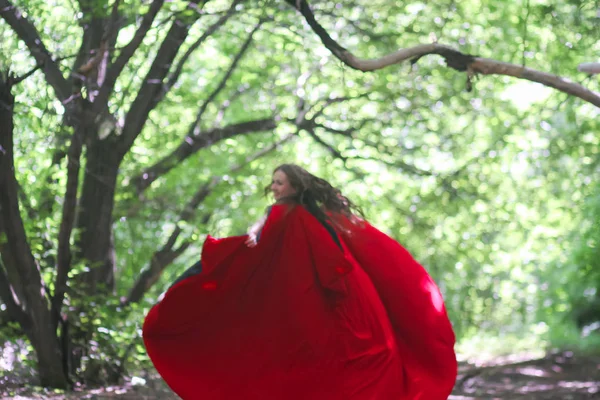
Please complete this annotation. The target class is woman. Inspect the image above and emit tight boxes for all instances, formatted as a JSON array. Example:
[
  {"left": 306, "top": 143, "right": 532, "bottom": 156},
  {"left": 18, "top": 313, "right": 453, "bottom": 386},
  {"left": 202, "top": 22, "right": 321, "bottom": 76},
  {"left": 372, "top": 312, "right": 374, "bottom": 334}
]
[{"left": 143, "top": 164, "right": 457, "bottom": 400}]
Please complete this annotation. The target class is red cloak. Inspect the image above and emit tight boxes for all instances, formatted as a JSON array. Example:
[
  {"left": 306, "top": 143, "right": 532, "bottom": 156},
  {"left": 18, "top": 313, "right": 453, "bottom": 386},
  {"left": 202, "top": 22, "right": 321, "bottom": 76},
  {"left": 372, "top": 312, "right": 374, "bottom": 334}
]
[{"left": 143, "top": 205, "right": 457, "bottom": 399}]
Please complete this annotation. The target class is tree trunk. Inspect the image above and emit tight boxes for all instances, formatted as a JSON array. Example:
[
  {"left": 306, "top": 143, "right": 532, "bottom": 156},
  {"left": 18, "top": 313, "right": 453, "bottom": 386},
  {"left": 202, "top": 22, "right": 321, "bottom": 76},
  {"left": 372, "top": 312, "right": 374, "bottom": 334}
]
[
  {"left": 0, "top": 74, "right": 68, "bottom": 388},
  {"left": 74, "top": 136, "right": 121, "bottom": 294},
  {"left": 66, "top": 133, "right": 120, "bottom": 377}
]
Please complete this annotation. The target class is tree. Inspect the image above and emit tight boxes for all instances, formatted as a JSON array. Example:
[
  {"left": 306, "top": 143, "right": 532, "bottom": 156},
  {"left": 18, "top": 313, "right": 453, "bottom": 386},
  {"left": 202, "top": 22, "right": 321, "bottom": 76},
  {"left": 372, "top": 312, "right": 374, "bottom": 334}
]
[
  {"left": 1, "top": 72, "right": 69, "bottom": 386},
  {"left": 0, "top": 0, "right": 598, "bottom": 388},
  {"left": 286, "top": 0, "right": 600, "bottom": 108}
]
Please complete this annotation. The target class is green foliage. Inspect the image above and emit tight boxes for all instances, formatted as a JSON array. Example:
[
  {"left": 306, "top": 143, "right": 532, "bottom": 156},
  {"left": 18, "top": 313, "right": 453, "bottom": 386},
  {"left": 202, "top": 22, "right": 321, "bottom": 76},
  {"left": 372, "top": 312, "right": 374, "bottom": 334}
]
[
  {"left": 564, "top": 182, "right": 600, "bottom": 329},
  {"left": 1, "top": 0, "right": 600, "bottom": 384},
  {"left": 73, "top": 299, "right": 150, "bottom": 382}
]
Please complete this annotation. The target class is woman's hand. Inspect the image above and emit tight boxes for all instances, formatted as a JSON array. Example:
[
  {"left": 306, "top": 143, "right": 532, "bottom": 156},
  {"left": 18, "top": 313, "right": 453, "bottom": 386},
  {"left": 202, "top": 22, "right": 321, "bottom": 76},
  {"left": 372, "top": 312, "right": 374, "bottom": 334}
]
[
  {"left": 246, "top": 214, "right": 267, "bottom": 248},
  {"left": 245, "top": 233, "right": 258, "bottom": 248}
]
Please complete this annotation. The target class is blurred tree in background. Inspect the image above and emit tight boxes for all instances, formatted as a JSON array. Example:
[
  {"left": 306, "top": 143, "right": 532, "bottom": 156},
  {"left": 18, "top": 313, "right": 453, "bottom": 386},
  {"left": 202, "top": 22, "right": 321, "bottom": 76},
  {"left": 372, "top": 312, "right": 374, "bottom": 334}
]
[{"left": 0, "top": 0, "right": 599, "bottom": 389}]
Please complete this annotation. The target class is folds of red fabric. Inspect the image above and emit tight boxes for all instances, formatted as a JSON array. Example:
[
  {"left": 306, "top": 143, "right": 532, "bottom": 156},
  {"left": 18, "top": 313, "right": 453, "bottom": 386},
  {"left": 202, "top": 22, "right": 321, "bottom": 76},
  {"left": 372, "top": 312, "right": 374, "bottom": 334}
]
[
  {"left": 143, "top": 205, "right": 456, "bottom": 399},
  {"left": 333, "top": 215, "right": 458, "bottom": 399}
]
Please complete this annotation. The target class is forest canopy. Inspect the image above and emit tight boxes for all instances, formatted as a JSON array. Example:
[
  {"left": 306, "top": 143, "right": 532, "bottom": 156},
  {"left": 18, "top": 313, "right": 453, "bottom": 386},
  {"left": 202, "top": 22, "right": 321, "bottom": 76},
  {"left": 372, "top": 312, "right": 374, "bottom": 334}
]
[{"left": 1, "top": 0, "right": 599, "bottom": 389}]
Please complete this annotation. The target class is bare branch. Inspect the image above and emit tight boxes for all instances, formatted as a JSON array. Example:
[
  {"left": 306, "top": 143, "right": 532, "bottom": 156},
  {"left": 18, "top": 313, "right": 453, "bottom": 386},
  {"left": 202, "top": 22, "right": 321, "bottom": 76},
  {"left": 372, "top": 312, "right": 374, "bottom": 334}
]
[
  {"left": 352, "top": 154, "right": 434, "bottom": 177},
  {"left": 214, "top": 84, "right": 251, "bottom": 125},
  {"left": 230, "top": 132, "right": 295, "bottom": 173},
  {"left": 155, "top": 0, "right": 243, "bottom": 105},
  {"left": 312, "top": 121, "right": 357, "bottom": 137},
  {"left": 12, "top": 64, "right": 43, "bottom": 85},
  {"left": 306, "top": 118, "right": 437, "bottom": 178},
  {"left": 10, "top": 50, "right": 116, "bottom": 88},
  {"left": 285, "top": 0, "right": 600, "bottom": 108},
  {"left": 306, "top": 128, "right": 347, "bottom": 161},
  {"left": 189, "top": 18, "right": 265, "bottom": 134},
  {"left": 0, "top": 0, "right": 71, "bottom": 101},
  {"left": 123, "top": 228, "right": 193, "bottom": 306},
  {"left": 309, "top": 93, "right": 370, "bottom": 121},
  {"left": 314, "top": 8, "right": 396, "bottom": 42},
  {"left": 131, "top": 117, "right": 278, "bottom": 193}
]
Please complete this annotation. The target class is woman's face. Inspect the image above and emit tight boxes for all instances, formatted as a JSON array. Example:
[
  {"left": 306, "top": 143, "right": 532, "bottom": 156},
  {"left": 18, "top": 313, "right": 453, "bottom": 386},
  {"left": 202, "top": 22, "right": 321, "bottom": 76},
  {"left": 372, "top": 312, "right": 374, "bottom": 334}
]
[{"left": 271, "top": 170, "right": 297, "bottom": 201}]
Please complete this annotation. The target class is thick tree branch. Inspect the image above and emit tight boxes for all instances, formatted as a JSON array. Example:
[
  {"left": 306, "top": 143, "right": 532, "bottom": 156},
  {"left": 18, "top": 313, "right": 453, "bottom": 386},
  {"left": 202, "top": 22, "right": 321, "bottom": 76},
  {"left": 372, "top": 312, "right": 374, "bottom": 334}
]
[
  {"left": 285, "top": 0, "right": 600, "bottom": 109},
  {"left": 0, "top": 76, "right": 45, "bottom": 294},
  {"left": 0, "top": 0, "right": 71, "bottom": 102},
  {"left": 106, "top": 0, "right": 123, "bottom": 55},
  {"left": 578, "top": 62, "right": 600, "bottom": 75},
  {"left": 131, "top": 118, "right": 278, "bottom": 193},
  {"left": 94, "top": 0, "right": 165, "bottom": 109},
  {"left": 117, "top": 0, "right": 204, "bottom": 156},
  {"left": 52, "top": 129, "right": 84, "bottom": 320},
  {"left": 72, "top": 0, "right": 112, "bottom": 80},
  {"left": 469, "top": 58, "right": 600, "bottom": 107},
  {"left": 69, "top": 0, "right": 113, "bottom": 97},
  {"left": 0, "top": 77, "right": 63, "bottom": 383}
]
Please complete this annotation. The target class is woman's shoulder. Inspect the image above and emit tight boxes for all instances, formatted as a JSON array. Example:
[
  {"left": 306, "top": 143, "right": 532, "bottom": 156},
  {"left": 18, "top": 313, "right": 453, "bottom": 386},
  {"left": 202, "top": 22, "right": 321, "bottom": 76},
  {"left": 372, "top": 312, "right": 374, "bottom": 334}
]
[{"left": 266, "top": 203, "right": 308, "bottom": 218}]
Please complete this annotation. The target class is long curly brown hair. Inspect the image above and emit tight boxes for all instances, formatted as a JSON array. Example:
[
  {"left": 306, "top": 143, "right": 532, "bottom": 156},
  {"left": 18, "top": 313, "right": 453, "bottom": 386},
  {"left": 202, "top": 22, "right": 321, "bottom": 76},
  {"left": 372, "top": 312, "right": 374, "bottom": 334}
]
[{"left": 264, "top": 164, "right": 363, "bottom": 226}]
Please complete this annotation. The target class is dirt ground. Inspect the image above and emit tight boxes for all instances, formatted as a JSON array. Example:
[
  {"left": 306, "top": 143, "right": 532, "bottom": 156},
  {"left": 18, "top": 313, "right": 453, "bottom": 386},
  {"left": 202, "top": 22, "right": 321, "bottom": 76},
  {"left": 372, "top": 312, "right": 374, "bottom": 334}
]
[
  {"left": 451, "top": 350, "right": 600, "bottom": 399},
  {"left": 1, "top": 351, "right": 599, "bottom": 399}
]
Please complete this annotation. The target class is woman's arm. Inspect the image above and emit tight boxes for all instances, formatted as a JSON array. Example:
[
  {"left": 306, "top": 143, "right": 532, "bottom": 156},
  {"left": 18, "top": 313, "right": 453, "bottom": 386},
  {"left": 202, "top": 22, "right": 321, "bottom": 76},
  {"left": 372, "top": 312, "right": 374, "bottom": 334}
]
[{"left": 245, "top": 213, "right": 268, "bottom": 248}]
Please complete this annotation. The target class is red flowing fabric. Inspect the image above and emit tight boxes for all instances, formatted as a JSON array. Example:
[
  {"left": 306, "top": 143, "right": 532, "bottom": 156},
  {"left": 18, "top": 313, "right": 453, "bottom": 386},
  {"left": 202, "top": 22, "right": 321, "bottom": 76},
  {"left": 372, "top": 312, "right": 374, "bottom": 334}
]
[{"left": 143, "top": 205, "right": 457, "bottom": 399}]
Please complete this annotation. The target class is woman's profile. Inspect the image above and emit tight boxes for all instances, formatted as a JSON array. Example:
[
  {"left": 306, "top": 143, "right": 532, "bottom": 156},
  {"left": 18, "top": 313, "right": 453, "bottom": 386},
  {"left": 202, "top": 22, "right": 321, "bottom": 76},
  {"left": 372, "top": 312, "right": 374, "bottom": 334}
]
[{"left": 143, "top": 163, "right": 457, "bottom": 400}]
